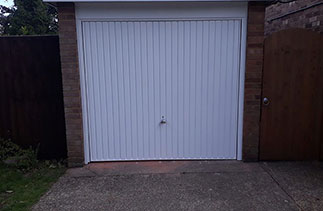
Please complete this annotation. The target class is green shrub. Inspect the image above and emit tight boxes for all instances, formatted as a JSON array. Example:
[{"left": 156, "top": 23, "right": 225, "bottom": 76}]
[
  {"left": 15, "top": 147, "right": 39, "bottom": 170},
  {"left": 0, "top": 138, "right": 22, "bottom": 161},
  {"left": 0, "top": 138, "right": 38, "bottom": 171}
]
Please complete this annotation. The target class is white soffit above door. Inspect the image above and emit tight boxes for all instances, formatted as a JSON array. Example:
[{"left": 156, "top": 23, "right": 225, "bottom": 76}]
[{"left": 74, "top": 2, "right": 248, "bottom": 20}]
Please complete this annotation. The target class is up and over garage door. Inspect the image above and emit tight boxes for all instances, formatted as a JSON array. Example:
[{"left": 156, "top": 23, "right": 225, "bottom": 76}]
[{"left": 75, "top": 2, "right": 248, "bottom": 162}]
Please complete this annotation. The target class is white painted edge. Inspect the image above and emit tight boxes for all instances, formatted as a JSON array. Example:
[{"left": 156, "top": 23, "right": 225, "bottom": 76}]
[
  {"left": 77, "top": 17, "right": 245, "bottom": 21},
  {"left": 76, "top": 6, "right": 248, "bottom": 164},
  {"left": 77, "top": 20, "right": 91, "bottom": 164},
  {"left": 237, "top": 16, "right": 247, "bottom": 161}
]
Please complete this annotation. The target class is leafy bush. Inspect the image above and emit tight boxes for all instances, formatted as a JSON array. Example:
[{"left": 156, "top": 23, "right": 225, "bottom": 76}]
[
  {"left": 15, "top": 147, "right": 39, "bottom": 170},
  {"left": 0, "top": 138, "right": 38, "bottom": 171},
  {"left": 0, "top": 138, "right": 22, "bottom": 161}
]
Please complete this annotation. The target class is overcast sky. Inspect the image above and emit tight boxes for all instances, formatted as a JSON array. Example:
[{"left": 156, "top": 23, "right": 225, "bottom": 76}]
[{"left": 0, "top": 0, "right": 14, "bottom": 7}]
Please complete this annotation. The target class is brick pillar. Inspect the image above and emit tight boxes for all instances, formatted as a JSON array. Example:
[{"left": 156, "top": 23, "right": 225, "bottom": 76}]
[
  {"left": 243, "top": 2, "right": 265, "bottom": 161},
  {"left": 58, "top": 3, "right": 84, "bottom": 167}
]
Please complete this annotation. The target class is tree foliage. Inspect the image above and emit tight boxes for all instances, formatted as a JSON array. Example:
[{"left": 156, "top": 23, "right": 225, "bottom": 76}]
[{"left": 0, "top": 0, "right": 57, "bottom": 35}]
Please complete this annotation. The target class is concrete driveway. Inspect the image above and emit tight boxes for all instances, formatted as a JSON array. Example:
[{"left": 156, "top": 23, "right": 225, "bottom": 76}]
[{"left": 33, "top": 161, "right": 323, "bottom": 211}]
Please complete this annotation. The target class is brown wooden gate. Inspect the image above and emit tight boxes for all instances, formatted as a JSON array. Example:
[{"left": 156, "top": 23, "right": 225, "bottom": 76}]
[{"left": 260, "top": 28, "right": 323, "bottom": 160}]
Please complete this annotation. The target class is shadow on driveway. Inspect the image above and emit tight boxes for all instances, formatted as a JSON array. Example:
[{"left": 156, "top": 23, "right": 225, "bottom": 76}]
[{"left": 33, "top": 161, "right": 323, "bottom": 211}]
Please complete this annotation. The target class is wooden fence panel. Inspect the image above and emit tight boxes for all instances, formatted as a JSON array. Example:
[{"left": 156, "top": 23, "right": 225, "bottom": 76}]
[{"left": 0, "top": 36, "right": 67, "bottom": 159}]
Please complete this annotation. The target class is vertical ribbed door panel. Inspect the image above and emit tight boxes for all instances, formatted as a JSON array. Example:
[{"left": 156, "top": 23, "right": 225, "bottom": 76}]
[{"left": 81, "top": 20, "right": 241, "bottom": 161}]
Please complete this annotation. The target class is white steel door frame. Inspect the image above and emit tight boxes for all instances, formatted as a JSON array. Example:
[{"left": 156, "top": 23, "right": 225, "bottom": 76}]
[{"left": 75, "top": 2, "right": 248, "bottom": 164}]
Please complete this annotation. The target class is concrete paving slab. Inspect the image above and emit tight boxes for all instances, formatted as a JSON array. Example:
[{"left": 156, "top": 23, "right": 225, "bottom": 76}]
[
  {"left": 32, "top": 161, "right": 319, "bottom": 211},
  {"left": 262, "top": 162, "right": 323, "bottom": 211},
  {"left": 33, "top": 170, "right": 298, "bottom": 211},
  {"left": 82, "top": 160, "right": 264, "bottom": 176}
]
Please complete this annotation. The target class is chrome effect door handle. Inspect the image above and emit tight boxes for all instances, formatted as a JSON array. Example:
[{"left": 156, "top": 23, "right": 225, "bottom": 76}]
[{"left": 160, "top": 119, "right": 167, "bottom": 124}]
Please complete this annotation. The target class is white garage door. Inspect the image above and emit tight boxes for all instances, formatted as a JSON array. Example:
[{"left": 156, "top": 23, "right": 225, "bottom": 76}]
[{"left": 81, "top": 19, "right": 242, "bottom": 161}]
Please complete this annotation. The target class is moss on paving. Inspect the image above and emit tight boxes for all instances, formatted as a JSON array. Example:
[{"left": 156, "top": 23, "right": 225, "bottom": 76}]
[{"left": 0, "top": 163, "right": 65, "bottom": 211}]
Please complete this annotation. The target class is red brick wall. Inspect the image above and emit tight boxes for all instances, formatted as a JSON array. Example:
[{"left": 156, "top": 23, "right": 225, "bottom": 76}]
[
  {"left": 57, "top": 2, "right": 266, "bottom": 165},
  {"left": 243, "top": 2, "right": 265, "bottom": 161},
  {"left": 58, "top": 3, "right": 84, "bottom": 167},
  {"left": 265, "top": 0, "right": 323, "bottom": 36}
]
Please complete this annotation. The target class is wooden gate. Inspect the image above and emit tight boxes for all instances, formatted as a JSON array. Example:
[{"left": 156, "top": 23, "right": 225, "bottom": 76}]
[{"left": 260, "top": 28, "right": 323, "bottom": 160}]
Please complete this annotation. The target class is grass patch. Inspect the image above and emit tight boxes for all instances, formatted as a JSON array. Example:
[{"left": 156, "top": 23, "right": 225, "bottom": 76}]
[{"left": 0, "top": 162, "right": 66, "bottom": 211}]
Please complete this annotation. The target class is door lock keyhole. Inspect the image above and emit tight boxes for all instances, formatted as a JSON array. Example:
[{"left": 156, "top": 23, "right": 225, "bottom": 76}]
[{"left": 160, "top": 116, "right": 166, "bottom": 124}]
